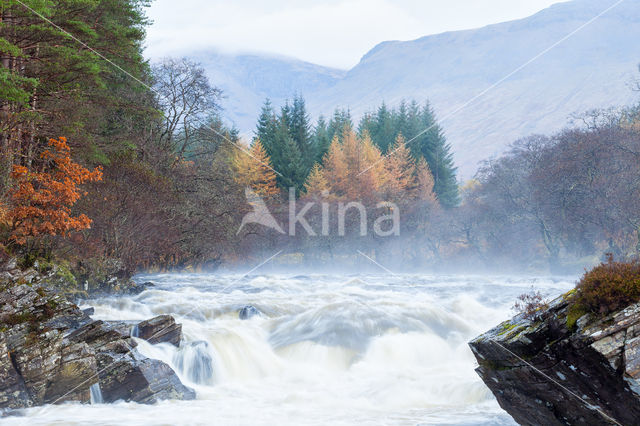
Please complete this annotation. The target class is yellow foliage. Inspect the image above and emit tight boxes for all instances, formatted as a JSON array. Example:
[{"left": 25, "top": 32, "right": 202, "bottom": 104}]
[
  {"left": 232, "top": 139, "right": 280, "bottom": 197},
  {"left": 304, "top": 163, "right": 329, "bottom": 197}
]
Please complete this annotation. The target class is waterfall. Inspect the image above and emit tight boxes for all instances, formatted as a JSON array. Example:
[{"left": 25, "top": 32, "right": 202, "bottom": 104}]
[
  {"left": 90, "top": 382, "right": 103, "bottom": 404},
  {"left": 173, "top": 340, "right": 215, "bottom": 385}
]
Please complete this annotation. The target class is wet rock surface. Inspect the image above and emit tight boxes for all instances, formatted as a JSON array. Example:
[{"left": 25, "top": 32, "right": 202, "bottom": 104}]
[
  {"left": 0, "top": 263, "right": 194, "bottom": 411},
  {"left": 239, "top": 305, "right": 260, "bottom": 320},
  {"left": 470, "top": 295, "right": 640, "bottom": 425},
  {"left": 134, "top": 315, "right": 182, "bottom": 346}
]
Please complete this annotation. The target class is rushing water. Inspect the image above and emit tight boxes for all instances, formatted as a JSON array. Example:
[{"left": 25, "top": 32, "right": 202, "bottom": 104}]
[{"left": 6, "top": 273, "right": 576, "bottom": 425}]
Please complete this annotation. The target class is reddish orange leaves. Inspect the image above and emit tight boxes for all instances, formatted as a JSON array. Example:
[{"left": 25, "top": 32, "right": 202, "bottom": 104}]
[{"left": 8, "top": 137, "right": 103, "bottom": 244}]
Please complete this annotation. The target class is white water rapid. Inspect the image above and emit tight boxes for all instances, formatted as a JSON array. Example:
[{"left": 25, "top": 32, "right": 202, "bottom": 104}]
[{"left": 6, "top": 273, "right": 576, "bottom": 425}]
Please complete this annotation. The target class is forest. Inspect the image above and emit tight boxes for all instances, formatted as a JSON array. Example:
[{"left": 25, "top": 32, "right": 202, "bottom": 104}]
[{"left": 2, "top": 0, "right": 640, "bottom": 294}]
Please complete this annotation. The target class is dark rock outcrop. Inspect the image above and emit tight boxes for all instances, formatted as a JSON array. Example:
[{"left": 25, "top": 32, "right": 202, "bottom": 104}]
[
  {"left": 0, "top": 279, "right": 194, "bottom": 410},
  {"left": 239, "top": 305, "right": 260, "bottom": 320},
  {"left": 134, "top": 315, "right": 181, "bottom": 346},
  {"left": 469, "top": 295, "right": 640, "bottom": 425}
]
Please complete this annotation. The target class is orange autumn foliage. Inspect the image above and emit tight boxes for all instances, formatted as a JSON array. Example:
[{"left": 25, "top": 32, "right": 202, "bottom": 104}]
[
  {"left": 8, "top": 137, "right": 103, "bottom": 245},
  {"left": 232, "top": 139, "right": 280, "bottom": 197}
]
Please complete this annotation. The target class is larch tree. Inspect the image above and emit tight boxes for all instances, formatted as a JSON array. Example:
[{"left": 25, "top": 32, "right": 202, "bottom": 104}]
[
  {"left": 303, "top": 163, "right": 329, "bottom": 198},
  {"left": 414, "top": 158, "right": 438, "bottom": 203},
  {"left": 322, "top": 136, "right": 349, "bottom": 197},
  {"left": 232, "top": 139, "right": 279, "bottom": 198},
  {"left": 385, "top": 135, "right": 416, "bottom": 195}
]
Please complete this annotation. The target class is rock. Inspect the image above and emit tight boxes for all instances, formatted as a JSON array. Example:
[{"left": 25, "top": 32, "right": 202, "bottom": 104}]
[
  {"left": 239, "top": 305, "right": 260, "bottom": 320},
  {"left": 82, "top": 307, "right": 95, "bottom": 316},
  {"left": 0, "top": 280, "right": 194, "bottom": 409},
  {"left": 469, "top": 295, "right": 640, "bottom": 426},
  {"left": 96, "top": 350, "right": 195, "bottom": 404},
  {"left": 135, "top": 315, "right": 182, "bottom": 346},
  {"left": 43, "top": 342, "right": 98, "bottom": 404},
  {"left": 0, "top": 333, "right": 30, "bottom": 410},
  {"left": 127, "top": 281, "right": 155, "bottom": 295}
]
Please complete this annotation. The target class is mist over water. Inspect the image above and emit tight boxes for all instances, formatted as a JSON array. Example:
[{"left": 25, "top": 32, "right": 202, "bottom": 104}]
[{"left": 8, "top": 273, "right": 576, "bottom": 425}]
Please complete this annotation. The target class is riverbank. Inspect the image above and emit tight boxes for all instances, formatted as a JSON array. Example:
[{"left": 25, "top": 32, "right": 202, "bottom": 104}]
[{"left": 0, "top": 265, "right": 194, "bottom": 414}]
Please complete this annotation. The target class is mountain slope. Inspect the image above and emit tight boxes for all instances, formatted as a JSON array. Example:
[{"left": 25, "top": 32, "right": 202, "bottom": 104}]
[{"left": 196, "top": 0, "right": 640, "bottom": 178}]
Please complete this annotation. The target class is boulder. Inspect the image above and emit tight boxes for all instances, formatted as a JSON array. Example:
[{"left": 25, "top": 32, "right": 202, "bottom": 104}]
[
  {"left": 0, "top": 281, "right": 194, "bottom": 409},
  {"left": 96, "top": 350, "right": 196, "bottom": 403},
  {"left": 469, "top": 295, "right": 640, "bottom": 425},
  {"left": 239, "top": 305, "right": 260, "bottom": 320},
  {"left": 127, "top": 281, "right": 155, "bottom": 296},
  {"left": 134, "top": 315, "right": 182, "bottom": 346}
]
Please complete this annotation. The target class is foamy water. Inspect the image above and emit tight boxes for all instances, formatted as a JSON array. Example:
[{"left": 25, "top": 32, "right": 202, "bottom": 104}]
[{"left": 6, "top": 273, "right": 576, "bottom": 425}]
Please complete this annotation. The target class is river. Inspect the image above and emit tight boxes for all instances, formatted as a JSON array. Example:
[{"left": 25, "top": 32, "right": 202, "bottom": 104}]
[{"left": 6, "top": 273, "right": 576, "bottom": 425}]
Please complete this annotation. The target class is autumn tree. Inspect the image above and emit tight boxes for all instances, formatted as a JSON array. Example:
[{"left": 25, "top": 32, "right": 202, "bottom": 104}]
[
  {"left": 414, "top": 158, "right": 438, "bottom": 202},
  {"left": 8, "top": 137, "right": 103, "bottom": 246},
  {"left": 303, "top": 163, "right": 329, "bottom": 198},
  {"left": 384, "top": 135, "right": 416, "bottom": 196},
  {"left": 232, "top": 139, "right": 280, "bottom": 197}
]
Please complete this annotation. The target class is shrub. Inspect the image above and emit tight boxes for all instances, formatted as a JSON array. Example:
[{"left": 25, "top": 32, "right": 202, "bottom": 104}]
[
  {"left": 574, "top": 255, "right": 640, "bottom": 316},
  {"left": 513, "top": 287, "right": 547, "bottom": 320}
]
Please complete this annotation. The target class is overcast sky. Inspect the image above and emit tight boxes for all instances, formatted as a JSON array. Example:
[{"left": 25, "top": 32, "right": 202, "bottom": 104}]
[{"left": 145, "top": 0, "right": 567, "bottom": 69}]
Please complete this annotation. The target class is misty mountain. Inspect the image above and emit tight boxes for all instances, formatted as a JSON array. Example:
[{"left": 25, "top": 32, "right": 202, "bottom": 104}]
[{"left": 195, "top": 0, "right": 640, "bottom": 178}]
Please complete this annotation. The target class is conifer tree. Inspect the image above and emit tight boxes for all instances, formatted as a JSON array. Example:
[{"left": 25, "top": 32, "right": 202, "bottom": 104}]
[
  {"left": 414, "top": 158, "right": 438, "bottom": 203},
  {"left": 289, "top": 95, "right": 313, "bottom": 167},
  {"left": 232, "top": 139, "right": 279, "bottom": 197},
  {"left": 327, "top": 108, "right": 353, "bottom": 142},
  {"left": 385, "top": 135, "right": 415, "bottom": 194},
  {"left": 304, "top": 163, "right": 329, "bottom": 197},
  {"left": 256, "top": 99, "right": 278, "bottom": 151},
  {"left": 312, "top": 115, "right": 332, "bottom": 164},
  {"left": 322, "top": 136, "right": 348, "bottom": 197}
]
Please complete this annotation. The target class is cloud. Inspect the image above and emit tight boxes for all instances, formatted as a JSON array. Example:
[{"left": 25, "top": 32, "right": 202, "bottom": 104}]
[{"left": 145, "top": 0, "right": 562, "bottom": 68}]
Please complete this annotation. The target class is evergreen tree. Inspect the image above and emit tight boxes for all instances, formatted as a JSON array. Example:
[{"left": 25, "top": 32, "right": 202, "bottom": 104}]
[
  {"left": 371, "top": 102, "right": 396, "bottom": 153},
  {"left": 255, "top": 99, "right": 278, "bottom": 151},
  {"left": 289, "top": 95, "right": 313, "bottom": 168},
  {"left": 312, "top": 115, "right": 332, "bottom": 164},
  {"left": 356, "top": 100, "right": 460, "bottom": 208},
  {"left": 327, "top": 108, "right": 353, "bottom": 142},
  {"left": 270, "top": 121, "right": 307, "bottom": 193},
  {"left": 410, "top": 104, "right": 459, "bottom": 208}
]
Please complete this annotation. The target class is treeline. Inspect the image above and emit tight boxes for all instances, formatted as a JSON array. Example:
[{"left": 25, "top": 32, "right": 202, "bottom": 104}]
[
  {"left": 3, "top": 0, "right": 640, "bottom": 279},
  {"left": 460, "top": 108, "right": 640, "bottom": 271},
  {"left": 0, "top": 1, "right": 247, "bottom": 285},
  {"left": 254, "top": 97, "right": 460, "bottom": 207}
]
